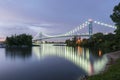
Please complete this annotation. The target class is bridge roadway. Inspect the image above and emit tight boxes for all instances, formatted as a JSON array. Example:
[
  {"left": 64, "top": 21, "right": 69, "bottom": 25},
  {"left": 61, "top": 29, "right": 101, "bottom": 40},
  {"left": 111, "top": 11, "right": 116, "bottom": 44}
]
[
  {"left": 33, "top": 44, "right": 108, "bottom": 75},
  {"left": 33, "top": 19, "right": 116, "bottom": 41},
  {"left": 33, "top": 34, "right": 91, "bottom": 41}
]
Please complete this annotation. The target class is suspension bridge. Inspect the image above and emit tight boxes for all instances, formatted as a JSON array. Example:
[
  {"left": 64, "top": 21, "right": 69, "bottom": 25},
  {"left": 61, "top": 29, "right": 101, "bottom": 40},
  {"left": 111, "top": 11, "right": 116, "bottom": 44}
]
[{"left": 33, "top": 19, "right": 116, "bottom": 41}]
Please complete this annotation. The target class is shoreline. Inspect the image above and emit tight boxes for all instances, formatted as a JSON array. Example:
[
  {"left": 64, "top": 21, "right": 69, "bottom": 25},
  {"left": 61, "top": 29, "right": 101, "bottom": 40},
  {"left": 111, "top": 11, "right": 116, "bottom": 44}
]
[
  {"left": 81, "top": 51, "right": 120, "bottom": 80},
  {"left": 86, "top": 50, "right": 120, "bottom": 80},
  {"left": 106, "top": 51, "right": 120, "bottom": 61},
  {"left": 103, "top": 51, "right": 120, "bottom": 72}
]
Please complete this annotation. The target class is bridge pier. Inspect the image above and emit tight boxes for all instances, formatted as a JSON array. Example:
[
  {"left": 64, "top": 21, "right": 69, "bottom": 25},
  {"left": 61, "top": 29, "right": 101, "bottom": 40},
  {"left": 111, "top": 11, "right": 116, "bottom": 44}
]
[{"left": 88, "top": 19, "right": 93, "bottom": 37}]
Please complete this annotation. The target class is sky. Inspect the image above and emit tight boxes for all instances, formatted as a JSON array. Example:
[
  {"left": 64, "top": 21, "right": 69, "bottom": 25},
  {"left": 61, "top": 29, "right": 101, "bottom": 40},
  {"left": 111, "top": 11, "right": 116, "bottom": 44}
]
[{"left": 0, "top": 0, "right": 120, "bottom": 39}]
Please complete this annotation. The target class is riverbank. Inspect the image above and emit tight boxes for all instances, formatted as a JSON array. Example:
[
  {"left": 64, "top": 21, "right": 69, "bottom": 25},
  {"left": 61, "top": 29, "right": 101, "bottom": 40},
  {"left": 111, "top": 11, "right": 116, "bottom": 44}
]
[{"left": 88, "top": 50, "right": 120, "bottom": 80}]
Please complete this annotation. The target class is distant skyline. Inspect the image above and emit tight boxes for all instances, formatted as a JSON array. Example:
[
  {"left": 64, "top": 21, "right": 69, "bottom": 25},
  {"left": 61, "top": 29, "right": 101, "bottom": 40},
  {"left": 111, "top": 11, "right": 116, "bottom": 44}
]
[{"left": 0, "top": 0, "right": 120, "bottom": 38}]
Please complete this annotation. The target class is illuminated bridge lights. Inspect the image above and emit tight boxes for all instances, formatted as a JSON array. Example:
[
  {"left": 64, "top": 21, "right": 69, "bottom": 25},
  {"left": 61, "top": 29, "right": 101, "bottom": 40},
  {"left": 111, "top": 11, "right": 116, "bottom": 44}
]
[
  {"left": 93, "top": 20, "right": 116, "bottom": 29},
  {"left": 33, "top": 19, "right": 116, "bottom": 40}
]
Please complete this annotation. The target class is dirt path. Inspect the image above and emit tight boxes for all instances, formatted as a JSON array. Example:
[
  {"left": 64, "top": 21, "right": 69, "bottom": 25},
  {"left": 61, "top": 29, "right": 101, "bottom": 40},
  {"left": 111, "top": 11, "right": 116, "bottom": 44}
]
[
  {"left": 102, "top": 51, "right": 120, "bottom": 73},
  {"left": 107, "top": 51, "right": 120, "bottom": 62}
]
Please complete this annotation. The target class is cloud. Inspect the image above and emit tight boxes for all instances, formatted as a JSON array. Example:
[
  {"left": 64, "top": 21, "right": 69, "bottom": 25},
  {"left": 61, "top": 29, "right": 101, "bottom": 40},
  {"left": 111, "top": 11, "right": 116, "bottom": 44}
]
[
  {"left": 29, "top": 26, "right": 48, "bottom": 33},
  {"left": 0, "top": 22, "right": 35, "bottom": 37},
  {"left": 0, "top": 21, "right": 60, "bottom": 37}
]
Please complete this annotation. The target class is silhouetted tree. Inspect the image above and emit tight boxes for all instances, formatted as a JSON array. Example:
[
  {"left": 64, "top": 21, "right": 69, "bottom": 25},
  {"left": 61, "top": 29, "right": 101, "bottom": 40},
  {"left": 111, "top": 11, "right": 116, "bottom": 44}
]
[
  {"left": 6, "top": 34, "right": 32, "bottom": 47},
  {"left": 110, "top": 2, "right": 120, "bottom": 49}
]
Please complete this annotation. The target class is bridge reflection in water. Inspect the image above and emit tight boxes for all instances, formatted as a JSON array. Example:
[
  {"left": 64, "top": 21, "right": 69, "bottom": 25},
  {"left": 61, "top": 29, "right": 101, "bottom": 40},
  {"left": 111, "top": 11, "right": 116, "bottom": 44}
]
[{"left": 32, "top": 44, "right": 108, "bottom": 75}]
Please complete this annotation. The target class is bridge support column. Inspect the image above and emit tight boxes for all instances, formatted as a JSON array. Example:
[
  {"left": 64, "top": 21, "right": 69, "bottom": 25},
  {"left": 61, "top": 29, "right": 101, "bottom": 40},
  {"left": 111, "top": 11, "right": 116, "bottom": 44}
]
[
  {"left": 39, "top": 32, "right": 43, "bottom": 39},
  {"left": 39, "top": 32, "right": 43, "bottom": 44},
  {"left": 88, "top": 19, "right": 93, "bottom": 37}
]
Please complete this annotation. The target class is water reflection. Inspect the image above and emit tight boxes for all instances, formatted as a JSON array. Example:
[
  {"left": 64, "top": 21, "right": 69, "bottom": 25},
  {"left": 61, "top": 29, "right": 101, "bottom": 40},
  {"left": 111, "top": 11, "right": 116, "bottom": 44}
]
[
  {"left": 77, "top": 46, "right": 83, "bottom": 56},
  {"left": 33, "top": 44, "right": 108, "bottom": 75},
  {"left": 5, "top": 47, "right": 32, "bottom": 59},
  {"left": 98, "top": 49, "right": 102, "bottom": 57}
]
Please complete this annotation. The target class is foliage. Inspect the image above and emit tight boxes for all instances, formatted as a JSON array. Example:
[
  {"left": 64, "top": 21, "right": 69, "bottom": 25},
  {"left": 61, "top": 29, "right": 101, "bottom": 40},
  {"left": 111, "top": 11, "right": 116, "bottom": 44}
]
[
  {"left": 110, "top": 2, "right": 120, "bottom": 49},
  {"left": 110, "top": 3, "right": 120, "bottom": 35},
  {"left": 80, "top": 33, "right": 117, "bottom": 53},
  {"left": 6, "top": 34, "right": 32, "bottom": 47},
  {"left": 65, "top": 36, "right": 78, "bottom": 47},
  {"left": 65, "top": 32, "right": 117, "bottom": 53}
]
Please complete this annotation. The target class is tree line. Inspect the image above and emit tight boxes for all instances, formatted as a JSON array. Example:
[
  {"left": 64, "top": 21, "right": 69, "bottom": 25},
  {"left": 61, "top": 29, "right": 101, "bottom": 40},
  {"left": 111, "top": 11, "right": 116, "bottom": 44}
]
[{"left": 6, "top": 34, "right": 32, "bottom": 47}]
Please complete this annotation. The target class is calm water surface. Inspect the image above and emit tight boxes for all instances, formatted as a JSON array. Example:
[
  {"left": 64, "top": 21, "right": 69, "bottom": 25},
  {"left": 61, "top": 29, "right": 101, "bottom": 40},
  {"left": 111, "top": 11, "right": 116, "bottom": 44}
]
[{"left": 0, "top": 44, "right": 108, "bottom": 80}]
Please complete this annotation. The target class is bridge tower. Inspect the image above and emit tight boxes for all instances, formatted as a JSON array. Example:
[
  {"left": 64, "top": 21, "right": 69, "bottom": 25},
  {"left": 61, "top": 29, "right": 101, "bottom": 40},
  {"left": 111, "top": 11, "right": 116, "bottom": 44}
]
[
  {"left": 39, "top": 32, "right": 43, "bottom": 44},
  {"left": 39, "top": 32, "right": 43, "bottom": 39},
  {"left": 88, "top": 19, "right": 93, "bottom": 36}
]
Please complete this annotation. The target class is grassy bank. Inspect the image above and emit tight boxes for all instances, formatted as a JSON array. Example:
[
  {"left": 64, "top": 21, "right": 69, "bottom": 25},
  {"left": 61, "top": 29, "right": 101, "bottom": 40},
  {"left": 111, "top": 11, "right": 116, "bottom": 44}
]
[{"left": 88, "top": 59, "right": 120, "bottom": 80}]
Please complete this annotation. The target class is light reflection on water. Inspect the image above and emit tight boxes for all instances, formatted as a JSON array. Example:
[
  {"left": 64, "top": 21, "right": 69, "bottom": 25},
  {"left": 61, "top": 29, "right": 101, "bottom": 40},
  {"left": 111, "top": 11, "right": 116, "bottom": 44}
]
[
  {"left": 33, "top": 44, "right": 108, "bottom": 75},
  {"left": 0, "top": 44, "right": 109, "bottom": 80}
]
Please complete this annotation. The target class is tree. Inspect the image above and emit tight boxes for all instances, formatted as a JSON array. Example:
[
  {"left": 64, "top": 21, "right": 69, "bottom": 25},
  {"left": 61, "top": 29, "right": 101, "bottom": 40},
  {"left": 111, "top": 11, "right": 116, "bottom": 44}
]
[
  {"left": 110, "top": 3, "right": 120, "bottom": 49},
  {"left": 110, "top": 3, "right": 120, "bottom": 34},
  {"left": 65, "top": 39, "right": 71, "bottom": 46},
  {"left": 72, "top": 36, "right": 77, "bottom": 46},
  {"left": 6, "top": 34, "right": 32, "bottom": 47}
]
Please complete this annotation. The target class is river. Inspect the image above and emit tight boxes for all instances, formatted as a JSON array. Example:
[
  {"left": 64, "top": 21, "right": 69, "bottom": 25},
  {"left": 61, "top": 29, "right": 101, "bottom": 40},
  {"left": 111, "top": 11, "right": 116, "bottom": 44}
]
[{"left": 0, "top": 44, "right": 108, "bottom": 80}]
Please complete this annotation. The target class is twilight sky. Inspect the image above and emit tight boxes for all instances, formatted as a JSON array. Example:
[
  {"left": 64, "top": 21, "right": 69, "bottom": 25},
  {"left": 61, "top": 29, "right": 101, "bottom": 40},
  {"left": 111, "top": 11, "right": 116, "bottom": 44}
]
[{"left": 0, "top": 0, "right": 119, "bottom": 38}]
